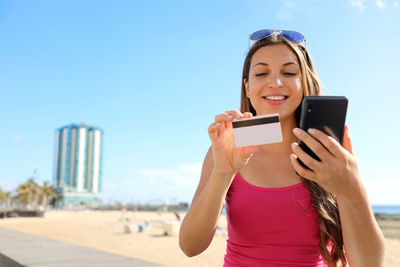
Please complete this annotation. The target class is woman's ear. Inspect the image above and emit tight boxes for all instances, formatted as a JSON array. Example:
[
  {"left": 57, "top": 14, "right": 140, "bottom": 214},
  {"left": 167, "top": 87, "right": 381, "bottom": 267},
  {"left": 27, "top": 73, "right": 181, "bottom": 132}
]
[{"left": 244, "top": 79, "right": 249, "bottom": 98}]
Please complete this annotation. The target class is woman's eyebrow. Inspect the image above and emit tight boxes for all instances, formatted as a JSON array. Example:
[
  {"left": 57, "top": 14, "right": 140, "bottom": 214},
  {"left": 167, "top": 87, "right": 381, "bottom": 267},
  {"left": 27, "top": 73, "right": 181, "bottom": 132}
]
[
  {"left": 252, "top": 62, "right": 268, "bottom": 68},
  {"left": 283, "top": 62, "right": 298, "bottom": 66},
  {"left": 252, "top": 61, "right": 298, "bottom": 68}
]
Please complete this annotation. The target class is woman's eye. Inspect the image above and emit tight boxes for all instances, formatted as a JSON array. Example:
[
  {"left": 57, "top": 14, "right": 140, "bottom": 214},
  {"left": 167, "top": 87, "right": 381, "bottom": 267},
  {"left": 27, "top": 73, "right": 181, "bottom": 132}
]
[
  {"left": 255, "top": 73, "right": 267, "bottom": 77},
  {"left": 283, "top": 72, "right": 296, "bottom": 76}
]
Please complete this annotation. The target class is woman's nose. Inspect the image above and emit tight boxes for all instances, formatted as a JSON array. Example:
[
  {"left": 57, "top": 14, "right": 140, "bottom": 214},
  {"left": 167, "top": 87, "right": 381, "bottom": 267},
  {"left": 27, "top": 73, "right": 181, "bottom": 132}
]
[{"left": 267, "top": 73, "right": 283, "bottom": 88}]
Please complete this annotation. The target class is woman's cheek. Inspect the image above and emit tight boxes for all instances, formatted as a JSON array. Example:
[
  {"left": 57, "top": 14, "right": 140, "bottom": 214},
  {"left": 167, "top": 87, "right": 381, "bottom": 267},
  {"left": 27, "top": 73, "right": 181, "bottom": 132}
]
[{"left": 292, "top": 80, "right": 303, "bottom": 100}]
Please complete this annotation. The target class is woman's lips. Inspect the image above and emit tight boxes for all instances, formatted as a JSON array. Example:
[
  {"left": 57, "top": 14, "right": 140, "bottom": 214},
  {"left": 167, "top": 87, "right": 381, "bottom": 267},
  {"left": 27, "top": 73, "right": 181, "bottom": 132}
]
[{"left": 262, "top": 96, "right": 288, "bottom": 105}]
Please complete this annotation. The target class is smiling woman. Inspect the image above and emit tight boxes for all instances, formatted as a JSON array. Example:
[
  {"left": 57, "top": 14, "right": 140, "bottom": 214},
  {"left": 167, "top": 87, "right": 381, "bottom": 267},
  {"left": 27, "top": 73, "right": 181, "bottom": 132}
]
[{"left": 179, "top": 30, "right": 385, "bottom": 267}]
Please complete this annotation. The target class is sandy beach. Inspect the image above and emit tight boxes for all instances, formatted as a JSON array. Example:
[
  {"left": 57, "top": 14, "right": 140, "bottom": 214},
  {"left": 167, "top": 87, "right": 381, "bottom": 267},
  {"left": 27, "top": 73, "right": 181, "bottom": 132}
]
[{"left": 0, "top": 210, "right": 398, "bottom": 267}]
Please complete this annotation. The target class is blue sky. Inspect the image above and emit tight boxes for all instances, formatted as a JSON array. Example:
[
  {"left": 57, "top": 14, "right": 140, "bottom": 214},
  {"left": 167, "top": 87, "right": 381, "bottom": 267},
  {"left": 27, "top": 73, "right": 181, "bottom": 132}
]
[{"left": 1, "top": 0, "right": 399, "bottom": 205}]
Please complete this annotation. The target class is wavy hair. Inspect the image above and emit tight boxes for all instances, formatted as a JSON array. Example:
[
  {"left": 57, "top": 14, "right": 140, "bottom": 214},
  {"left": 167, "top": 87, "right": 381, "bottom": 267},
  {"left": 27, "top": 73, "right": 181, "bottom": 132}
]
[{"left": 240, "top": 35, "right": 347, "bottom": 267}]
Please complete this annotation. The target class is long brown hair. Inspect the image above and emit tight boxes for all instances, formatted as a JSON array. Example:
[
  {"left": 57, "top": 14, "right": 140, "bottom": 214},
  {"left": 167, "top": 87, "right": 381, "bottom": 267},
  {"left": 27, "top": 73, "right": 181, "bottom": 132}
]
[{"left": 240, "top": 35, "right": 347, "bottom": 266}]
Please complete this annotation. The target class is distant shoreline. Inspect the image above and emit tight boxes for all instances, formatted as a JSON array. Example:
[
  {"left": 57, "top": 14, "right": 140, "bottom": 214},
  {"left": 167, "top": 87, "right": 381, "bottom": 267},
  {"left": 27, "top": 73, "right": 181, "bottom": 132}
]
[{"left": 371, "top": 205, "right": 400, "bottom": 214}]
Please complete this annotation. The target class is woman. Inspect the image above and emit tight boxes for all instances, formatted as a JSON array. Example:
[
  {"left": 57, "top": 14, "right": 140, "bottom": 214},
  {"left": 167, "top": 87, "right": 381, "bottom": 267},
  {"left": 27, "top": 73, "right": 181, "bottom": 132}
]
[{"left": 179, "top": 29, "right": 385, "bottom": 266}]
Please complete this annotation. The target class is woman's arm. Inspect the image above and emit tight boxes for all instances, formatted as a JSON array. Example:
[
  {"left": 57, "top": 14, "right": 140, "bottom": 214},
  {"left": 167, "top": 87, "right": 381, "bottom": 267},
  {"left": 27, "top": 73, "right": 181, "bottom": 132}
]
[
  {"left": 179, "top": 110, "right": 258, "bottom": 257},
  {"left": 336, "top": 183, "right": 385, "bottom": 267},
  {"left": 179, "top": 147, "right": 234, "bottom": 257},
  {"left": 290, "top": 126, "right": 385, "bottom": 266},
  {"left": 336, "top": 127, "right": 385, "bottom": 266}
]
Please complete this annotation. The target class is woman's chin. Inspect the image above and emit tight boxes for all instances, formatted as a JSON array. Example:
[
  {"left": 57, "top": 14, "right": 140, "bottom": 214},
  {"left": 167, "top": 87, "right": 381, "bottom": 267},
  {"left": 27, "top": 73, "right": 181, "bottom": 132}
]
[
  {"left": 255, "top": 109, "right": 284, "bottom": 117},
  {"left": 254, "top": 110, "right": 296, "bottom": 122}
]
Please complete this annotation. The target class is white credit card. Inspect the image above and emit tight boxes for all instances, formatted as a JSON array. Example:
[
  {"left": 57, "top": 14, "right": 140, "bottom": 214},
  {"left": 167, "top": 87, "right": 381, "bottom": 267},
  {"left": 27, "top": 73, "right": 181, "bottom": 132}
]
[{"left": 232, "top": 113, "right": 283, "bottom": 147}]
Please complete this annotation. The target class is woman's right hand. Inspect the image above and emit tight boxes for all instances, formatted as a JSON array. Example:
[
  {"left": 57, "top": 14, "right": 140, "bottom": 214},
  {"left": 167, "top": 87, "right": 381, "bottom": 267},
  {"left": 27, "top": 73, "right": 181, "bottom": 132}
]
[{"left": 208, "top": 110, "right": 259, "bottom": 177}]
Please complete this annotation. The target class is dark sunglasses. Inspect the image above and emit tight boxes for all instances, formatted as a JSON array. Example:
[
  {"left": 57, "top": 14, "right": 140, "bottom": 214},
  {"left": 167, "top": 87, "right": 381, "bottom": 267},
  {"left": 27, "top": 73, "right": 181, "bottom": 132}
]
[{"left": 249, "top": 29, "right": 306, "bottom": 46}]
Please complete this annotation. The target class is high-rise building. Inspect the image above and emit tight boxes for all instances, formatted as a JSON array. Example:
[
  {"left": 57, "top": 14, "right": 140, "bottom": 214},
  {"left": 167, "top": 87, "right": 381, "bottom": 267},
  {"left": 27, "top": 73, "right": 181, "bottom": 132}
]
[{"left": 53, "top": 123, "right": 103, "bottom": 206}]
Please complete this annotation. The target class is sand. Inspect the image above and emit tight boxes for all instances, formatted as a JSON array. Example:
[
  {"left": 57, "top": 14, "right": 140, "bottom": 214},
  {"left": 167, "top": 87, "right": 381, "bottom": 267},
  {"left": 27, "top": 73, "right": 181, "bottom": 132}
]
[{"left": 0, "top": 210, "right": 398, "bottom": 267}]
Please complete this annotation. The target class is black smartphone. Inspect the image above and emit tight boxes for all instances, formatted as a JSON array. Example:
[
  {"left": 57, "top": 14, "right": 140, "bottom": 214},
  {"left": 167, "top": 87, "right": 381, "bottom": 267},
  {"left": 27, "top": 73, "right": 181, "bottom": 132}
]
[{"left": 297, "top": 96, "right": 348, "bottom": 169}]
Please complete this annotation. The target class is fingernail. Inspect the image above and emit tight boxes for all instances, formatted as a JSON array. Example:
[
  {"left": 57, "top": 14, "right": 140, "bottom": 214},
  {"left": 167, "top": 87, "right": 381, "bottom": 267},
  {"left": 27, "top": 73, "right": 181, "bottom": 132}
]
[
  {"left": 308, "top": 128, "right": 316, "bottom": 135},
  {"left": 291, "top": 142, "right": 297, "bottom": 149},
  {"left": 293, "top": 128, "right": 301, "bottom": 135},
  {"left": 227, "top": 115, "right": 233, "bottom": 119}
]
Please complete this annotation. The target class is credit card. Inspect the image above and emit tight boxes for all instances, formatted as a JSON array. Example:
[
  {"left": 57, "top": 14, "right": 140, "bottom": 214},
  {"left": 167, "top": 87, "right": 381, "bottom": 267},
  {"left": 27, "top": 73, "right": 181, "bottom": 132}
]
[{"left": 232, "top": 113, "right": 283, "bottom": 147}]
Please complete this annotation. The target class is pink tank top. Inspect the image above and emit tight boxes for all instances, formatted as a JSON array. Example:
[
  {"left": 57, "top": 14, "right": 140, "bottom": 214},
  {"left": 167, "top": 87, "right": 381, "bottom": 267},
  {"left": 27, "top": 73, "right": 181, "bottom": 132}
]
[{"left": 224, "top": 172, "right": 327, "bottom": 267}]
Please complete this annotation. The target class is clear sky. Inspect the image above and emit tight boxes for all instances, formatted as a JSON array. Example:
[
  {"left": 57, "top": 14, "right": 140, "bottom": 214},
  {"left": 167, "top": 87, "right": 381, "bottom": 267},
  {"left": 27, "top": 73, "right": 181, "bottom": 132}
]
[{"left": 1, "top": 0, "right": 399, "bottom": 205}]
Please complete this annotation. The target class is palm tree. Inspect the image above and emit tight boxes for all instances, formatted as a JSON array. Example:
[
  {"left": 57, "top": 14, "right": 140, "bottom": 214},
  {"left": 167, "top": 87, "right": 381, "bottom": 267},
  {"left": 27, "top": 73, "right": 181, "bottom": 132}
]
[
  {"left": 16, "top": 177, "right": 41, "bottom": 209},
  {"left": 5, "top": 191, "right": 11, "bottom": 209},
  {"left": 40, "top": 181, "right": 57, "bottom": 209},
  {"left": 0, "top": 187, "right": 6, "bottom": 208},
  {"left": 15, "top": 178, "right": 57, "bottom": 210},
  {"left": 0, "top": 189, "right": 11, "bottom": 210},
  {"left": 16, "top": 182, "right": 32, "bottom": 208},
  {"left": 29, "top": 178, "right": 42, "bottom": 209}
]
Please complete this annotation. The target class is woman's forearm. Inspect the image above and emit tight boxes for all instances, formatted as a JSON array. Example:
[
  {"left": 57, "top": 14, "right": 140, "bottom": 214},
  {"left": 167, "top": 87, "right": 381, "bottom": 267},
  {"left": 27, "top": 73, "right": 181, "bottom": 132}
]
[
  {"left": 336, "top": 181, "right": 385, "bottom": 267},
  {"left": 179, "top": 170, "right": 234, "bottom": 257}
]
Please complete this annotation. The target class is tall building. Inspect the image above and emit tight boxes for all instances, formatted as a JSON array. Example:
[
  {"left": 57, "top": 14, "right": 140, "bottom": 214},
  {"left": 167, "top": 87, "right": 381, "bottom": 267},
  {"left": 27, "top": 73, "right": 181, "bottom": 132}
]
[{"left": 53, "top": 123, "right": 103, "bottom": 206}]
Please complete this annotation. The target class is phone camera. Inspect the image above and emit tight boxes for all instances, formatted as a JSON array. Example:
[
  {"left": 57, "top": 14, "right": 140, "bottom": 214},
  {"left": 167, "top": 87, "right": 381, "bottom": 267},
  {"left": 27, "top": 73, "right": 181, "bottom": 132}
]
[{"left": 307, "top": 103, "right": 312, "bottom": 112}]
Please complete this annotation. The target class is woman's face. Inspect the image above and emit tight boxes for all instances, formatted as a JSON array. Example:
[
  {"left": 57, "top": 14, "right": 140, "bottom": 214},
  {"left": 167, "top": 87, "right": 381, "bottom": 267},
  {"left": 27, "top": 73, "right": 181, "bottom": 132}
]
[{"left": 244, "top": 43, "right": 303, "bottom": 121}]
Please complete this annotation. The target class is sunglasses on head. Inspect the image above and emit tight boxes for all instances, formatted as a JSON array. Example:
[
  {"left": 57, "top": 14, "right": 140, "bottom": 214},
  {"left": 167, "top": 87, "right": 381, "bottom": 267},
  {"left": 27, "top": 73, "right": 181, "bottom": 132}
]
[{"left": 248, "top": 29, "right": 306, "bottom": 46}]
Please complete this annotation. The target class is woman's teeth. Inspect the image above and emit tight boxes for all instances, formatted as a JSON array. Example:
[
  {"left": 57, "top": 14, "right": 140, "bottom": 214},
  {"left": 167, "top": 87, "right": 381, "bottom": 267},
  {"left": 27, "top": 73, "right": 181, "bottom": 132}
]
[{"left": 264, "top": 96, "right": 287, "bottom": 101}]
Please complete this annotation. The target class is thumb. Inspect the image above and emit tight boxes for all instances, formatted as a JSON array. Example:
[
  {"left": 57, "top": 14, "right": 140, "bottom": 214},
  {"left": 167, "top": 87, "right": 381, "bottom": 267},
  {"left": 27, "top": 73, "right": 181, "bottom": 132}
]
[{"left": 240, "top": 145, "right": 259, "bottom": 161}]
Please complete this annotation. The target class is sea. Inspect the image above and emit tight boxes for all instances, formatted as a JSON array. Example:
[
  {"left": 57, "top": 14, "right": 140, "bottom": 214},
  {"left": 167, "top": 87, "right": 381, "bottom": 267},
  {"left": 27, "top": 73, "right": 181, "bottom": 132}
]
[
  {"left": 220, "top": 205, "right": 400, "bottom": 215},
  {"left": 372, "top": 205, "right": 400, "bottom": 214}
]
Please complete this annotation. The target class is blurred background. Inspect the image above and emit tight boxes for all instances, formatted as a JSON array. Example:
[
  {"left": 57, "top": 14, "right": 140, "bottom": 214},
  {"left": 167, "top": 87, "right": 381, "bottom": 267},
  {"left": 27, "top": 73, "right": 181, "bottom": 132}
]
[
  {"left": 1, "top": 0, "right": 399, "bottom": 207},
  {"left": 1, "top": 1, "right": 400, "bottom": 266}
]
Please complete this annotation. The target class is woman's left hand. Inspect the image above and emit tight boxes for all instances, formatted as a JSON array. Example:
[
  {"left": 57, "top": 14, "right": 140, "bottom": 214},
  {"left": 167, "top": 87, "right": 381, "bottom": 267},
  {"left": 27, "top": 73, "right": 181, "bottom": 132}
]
[{"left": 290, "top": 125, "right": 362, "bottom": 201}]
